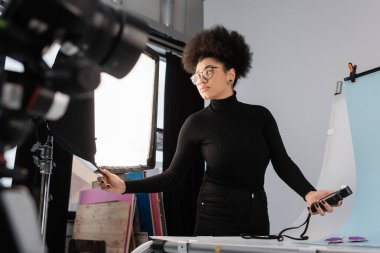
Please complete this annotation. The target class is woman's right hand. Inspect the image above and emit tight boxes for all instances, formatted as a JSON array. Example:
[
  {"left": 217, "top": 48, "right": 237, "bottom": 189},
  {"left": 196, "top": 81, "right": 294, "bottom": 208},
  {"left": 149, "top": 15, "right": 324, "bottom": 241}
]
[{"left": 96, "top": 167, "right": 126, "bottom": 194}]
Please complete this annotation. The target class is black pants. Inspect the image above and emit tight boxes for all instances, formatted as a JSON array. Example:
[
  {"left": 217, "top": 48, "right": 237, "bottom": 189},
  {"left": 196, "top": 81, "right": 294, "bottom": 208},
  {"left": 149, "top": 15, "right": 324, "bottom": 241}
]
[{"left": 194, "top": 181, "right": 270, "bottom": 236}]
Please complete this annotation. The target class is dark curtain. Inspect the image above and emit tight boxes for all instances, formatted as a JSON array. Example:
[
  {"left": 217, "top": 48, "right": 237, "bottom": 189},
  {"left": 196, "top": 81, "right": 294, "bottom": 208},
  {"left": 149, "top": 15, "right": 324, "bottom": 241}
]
[
  {"left": 49, "top": 94, "right": 96, "bottom": 165},
  {"left": 47, "top": 52, "right": 97, "bottom": 165},
  {"left": 163, "top": 52, "right": 204, "bottom": 236}
]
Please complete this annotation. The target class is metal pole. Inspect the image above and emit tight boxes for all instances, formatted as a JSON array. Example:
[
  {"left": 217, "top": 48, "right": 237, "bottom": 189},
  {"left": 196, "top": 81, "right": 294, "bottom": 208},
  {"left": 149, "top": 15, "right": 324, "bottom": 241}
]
[
  {"left": 40, "top": 173, "right": 52, "bottom": 246},
  {"left": 161, "top": 0, "right": 174, "bottom": 28},
  {"left": 38, "top": 174, "right": 45, "bottom": 237}
]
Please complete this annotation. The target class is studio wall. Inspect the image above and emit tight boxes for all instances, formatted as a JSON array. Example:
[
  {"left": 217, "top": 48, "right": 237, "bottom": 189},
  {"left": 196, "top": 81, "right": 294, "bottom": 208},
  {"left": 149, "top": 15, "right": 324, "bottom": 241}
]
[{"left": 204, "top": 0, "right": 380, "bottom": 232}]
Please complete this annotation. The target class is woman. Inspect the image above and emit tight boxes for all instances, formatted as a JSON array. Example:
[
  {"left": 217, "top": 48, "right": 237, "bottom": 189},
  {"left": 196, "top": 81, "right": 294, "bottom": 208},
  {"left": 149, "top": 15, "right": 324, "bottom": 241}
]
[{"left": 98, "top": 25, "right": 338, "bottom": 236}]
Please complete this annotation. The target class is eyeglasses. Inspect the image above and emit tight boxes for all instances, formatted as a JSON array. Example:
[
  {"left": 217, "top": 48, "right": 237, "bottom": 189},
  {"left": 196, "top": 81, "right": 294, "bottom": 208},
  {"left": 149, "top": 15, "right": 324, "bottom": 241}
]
[
  {"left": 190, "top": 65, "right": 221, "bottom": 85},
  {"left": 324, "top": 236, "right": 367, "bottom": 244}
]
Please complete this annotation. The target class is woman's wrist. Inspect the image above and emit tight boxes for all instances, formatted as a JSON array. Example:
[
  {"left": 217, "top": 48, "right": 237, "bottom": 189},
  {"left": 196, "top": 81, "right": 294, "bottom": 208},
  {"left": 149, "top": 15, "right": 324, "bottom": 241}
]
[
  {"left": 304, "top": 190, "right": 315, "bottom": 202},
  {"left": 121, "top": 180, "right": 127, "bottom": 194}
]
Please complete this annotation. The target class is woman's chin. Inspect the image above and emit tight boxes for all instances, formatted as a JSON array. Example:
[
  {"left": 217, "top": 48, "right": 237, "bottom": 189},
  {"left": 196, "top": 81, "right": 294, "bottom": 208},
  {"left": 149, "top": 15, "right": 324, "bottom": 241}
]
[
  {"left": 202, "top": 94, "right": 210, "bottom": 100},
  {"left": 199, "top": 92, "right": 209, "bottom": 100}
]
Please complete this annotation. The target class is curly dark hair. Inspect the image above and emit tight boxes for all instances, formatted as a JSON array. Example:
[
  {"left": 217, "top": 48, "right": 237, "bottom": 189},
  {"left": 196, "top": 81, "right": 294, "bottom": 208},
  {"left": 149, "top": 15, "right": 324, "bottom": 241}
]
[{"left": 182, "top": 25, "right": 252, "bottom": 83}]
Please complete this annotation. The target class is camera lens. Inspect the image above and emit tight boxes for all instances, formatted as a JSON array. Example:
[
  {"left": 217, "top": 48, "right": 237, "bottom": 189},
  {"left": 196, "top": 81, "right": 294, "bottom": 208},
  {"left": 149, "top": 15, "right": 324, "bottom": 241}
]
[
  {"left": 0, "top": 0, "right": 10, "bottom": 15},
  {"left": 61, "top": 0, "right": 148, "bottom": 78}
]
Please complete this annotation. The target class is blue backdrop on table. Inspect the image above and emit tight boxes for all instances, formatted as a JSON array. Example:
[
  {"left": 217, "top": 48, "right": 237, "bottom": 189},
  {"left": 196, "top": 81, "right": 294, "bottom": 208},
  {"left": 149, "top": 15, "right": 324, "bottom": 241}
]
[
  {"left": 334, "top": 72, "right": 380, "bottom": 246},
  {"left": 311, "top": 72, "right": 380, "bottom": 248},
  {"left": 298, "top": 71, "right": 380, "bottom": 248}
]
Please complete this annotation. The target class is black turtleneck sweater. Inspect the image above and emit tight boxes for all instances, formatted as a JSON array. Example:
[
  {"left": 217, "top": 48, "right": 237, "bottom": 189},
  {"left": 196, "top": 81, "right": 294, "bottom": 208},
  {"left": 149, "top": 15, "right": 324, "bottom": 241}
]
[{"left": 124, "top": 93, "right": 315, "bottom": 199}]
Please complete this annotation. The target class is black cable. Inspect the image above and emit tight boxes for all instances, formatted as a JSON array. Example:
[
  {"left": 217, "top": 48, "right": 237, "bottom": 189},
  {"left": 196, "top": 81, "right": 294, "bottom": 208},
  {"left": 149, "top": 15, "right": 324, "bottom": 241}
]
[{"left": 241, "top": 213, "right": 311, "bottom": 241}]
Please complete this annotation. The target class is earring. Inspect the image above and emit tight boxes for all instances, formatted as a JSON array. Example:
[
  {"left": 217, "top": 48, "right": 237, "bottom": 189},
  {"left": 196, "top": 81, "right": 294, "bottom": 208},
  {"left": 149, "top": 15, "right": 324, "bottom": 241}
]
[{"left": 228, "top": 79, "right": 234, "bottom": 85}]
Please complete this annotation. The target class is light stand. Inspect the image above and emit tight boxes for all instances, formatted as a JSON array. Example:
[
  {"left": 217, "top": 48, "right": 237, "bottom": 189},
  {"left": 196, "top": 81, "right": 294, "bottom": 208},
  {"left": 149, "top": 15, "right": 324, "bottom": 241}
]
[{"left": 31, "top": 132, "right": 54, "bottom": 246}]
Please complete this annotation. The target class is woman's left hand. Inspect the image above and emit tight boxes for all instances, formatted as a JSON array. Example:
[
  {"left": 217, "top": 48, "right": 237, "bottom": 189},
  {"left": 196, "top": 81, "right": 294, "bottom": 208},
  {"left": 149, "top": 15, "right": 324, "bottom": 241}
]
[{"left": 304, "top": 190, "right": 342, "bottom": 216}]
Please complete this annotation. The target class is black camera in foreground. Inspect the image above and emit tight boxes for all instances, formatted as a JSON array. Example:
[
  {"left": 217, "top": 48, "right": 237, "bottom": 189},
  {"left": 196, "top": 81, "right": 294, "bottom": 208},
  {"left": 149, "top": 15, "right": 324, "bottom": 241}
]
[
  {"left": 1, "top": 1, "right": 149, "bottom": 252},
  {"left": 0, "top": 0, "right": 148, "bottom": 151}
]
